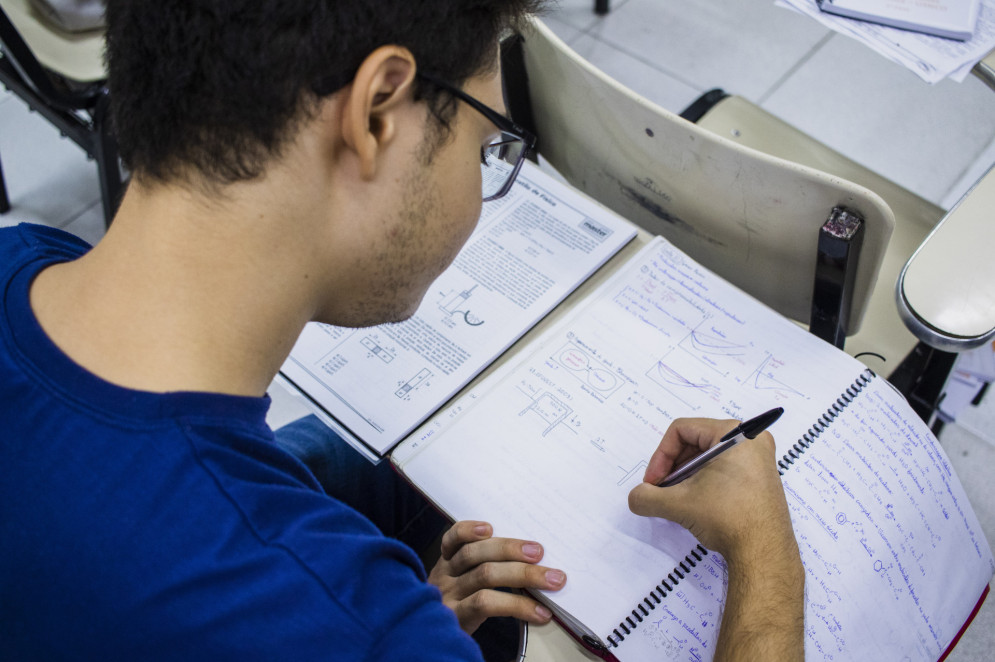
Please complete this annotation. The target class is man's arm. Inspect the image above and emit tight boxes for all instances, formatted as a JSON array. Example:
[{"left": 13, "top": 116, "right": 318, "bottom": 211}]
[{"left": 628, "top": 418, "right": 805, "bottom": 662}]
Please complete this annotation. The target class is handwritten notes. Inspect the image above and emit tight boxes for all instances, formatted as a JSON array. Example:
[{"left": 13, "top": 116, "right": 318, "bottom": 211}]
[
  {"left": 782, "top": 378, "right": 994, "bottom": 660},
  {"left": 396, "top": 238, "right": 993, "bottom": 660}
]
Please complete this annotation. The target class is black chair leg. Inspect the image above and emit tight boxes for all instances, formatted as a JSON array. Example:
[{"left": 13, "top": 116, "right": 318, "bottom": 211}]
[
  {"left": 595, "top": 0, "right": 610, "bottom": 15},
  {"left": 0, "top": 147, "right": 11, "bottom": 213}
]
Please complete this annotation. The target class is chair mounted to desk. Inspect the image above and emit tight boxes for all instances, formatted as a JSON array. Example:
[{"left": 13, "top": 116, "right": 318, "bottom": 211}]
[
  {"left": 0, "top": 0, "right": 123, "bottom": 227},
  {"left": 500, "top": 24, "right": 892, "bottom": 353}
]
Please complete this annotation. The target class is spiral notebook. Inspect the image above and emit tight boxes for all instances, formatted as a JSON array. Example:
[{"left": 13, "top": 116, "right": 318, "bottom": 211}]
[{"left": 393, "top": 237, "right": 994, "bottom": 661}]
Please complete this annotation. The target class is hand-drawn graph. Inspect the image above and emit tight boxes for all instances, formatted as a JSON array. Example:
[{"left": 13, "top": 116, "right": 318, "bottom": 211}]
[
  {"left": 438, "top": 284, "right": 484, "bottom": 326},
  {"left": 395, "top": 368, "right": 432, "bottom": 399},
  {"left": 674, "top": 322, "right": 761, "bottom": 379},
  {"left": 745, "top": 354, "right": 806, "bottom": 399},
  {"left": 553, "top": 342, "right": 625, "bottom": 400},
  {"left": 645, "top": 357, "right": 721, "bottom": 410},
  {"left": 518, "top": 391, "right": 573, "bottom": 436}
]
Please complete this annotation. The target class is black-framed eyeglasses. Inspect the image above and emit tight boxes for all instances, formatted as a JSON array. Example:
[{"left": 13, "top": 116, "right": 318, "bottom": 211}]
[{"left": 418, "top": 71, "right": 536, "bottom": 202}]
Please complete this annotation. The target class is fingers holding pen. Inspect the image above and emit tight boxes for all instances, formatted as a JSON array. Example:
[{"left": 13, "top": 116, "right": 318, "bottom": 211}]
[{"left": 642, "top": 417, "right": 740, "bottom": 484}]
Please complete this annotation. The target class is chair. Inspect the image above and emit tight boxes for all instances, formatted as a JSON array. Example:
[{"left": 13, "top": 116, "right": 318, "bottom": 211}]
[
  {"left": 0, "top": 0, "right": 123, "bottom": 227},
  {"left": 500, "top": 19, "right": 940, "bottom": 378}
]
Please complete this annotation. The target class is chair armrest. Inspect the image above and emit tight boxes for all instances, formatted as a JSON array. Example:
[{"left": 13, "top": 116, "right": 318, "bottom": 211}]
[{"left": 897, "top": 165, "right": 995, "bottom": 351}]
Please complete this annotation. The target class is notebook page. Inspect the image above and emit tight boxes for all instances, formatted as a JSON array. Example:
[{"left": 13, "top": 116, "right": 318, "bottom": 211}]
[
  {"left": 398, "top": 237, "right": 867, "bottom": 653},
  {"left": 780, "top": 377, "right": 995, "bottom": 660}
]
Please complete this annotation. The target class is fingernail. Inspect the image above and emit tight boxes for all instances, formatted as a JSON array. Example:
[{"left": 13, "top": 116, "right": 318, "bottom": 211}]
[
  {"left": 473, "top": 523, "right": 490, "bottom": 536},
  {"left": 535, "top": 605, "right": 552, "bottom": 620},
  {"left": 545, "top": 570, "right": 566, "bottom": 588},
  {"left": 522, "top": 542, "right": 542, "bottom": 559}
]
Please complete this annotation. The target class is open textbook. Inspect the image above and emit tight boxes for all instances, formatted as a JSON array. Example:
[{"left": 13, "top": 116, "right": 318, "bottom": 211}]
[
  {"left": 392, "top": 236, "right": 995, "bottom": 661},
  {"left": 278, "top": 161, "right": 636, "bottom": 460}
]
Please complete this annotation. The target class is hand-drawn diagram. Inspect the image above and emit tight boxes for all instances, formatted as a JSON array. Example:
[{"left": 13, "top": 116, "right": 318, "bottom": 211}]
[
  {"left": 553, "top": 342, "right": 625, "bottom": 400},
  {"left": 645, "top": 320, "right": 809, "bottom": 409},
  {"left": 360, "top": 335, "right": 395, "bottom": 364},
  {"left": 438, "top": 284, "right": 485, "bottom": 327},
  {"left": 518, "top": 391, "right": 572, "bottom": 436},
  {"left": 745, "top": 354, "right": 806, "bottom": 399},
  {"left": 616, "top": 459, "right": 648, "bottom": 487},
  {"left": 645, "top": 359, "right": 722, "bottom": 409},
  {"left": 395, "top": 368, "right": 432, "bottom": 399}
]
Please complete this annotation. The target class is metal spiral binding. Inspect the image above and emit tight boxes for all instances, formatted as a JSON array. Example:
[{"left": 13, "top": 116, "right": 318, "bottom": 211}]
[
  {"left": 605, "top": 544, "right": 709, "bottom": 648},
  {"left": 777, "top": 369, "right": 875, "bottom": 475}
]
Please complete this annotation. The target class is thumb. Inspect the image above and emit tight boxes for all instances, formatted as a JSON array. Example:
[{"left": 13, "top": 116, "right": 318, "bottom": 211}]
[{"left": 628, "top": 481, "right": 689, "bottom": 520}]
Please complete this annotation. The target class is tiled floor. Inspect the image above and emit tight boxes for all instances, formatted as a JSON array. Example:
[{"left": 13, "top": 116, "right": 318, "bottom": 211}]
[{"left": 2, "top": 1, "right": 993, "bottom": 658}]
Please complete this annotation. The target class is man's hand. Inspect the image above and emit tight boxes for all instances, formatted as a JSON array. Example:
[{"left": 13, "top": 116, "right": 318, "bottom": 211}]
[
  {"left": 627, "top": 417, "right": 793, "bottom": 559},
  {"left": 627, "top": 418, "right": 805, "bottom": 662},
  {"left": 427, "top": 521, "right": 567, "bottom": 634}
]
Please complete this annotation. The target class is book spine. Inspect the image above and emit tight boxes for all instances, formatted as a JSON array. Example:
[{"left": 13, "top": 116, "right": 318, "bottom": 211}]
[
  {"left": 604, "top": 543, "right": 710, "bottom": 648},
  {"left": 776, "top": 369, "right": 874, "bottom": 475}
]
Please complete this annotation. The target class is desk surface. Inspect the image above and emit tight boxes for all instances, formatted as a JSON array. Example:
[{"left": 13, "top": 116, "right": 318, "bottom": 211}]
[{"left": 898, "top": 164, "right": 995, "bottom": 351}]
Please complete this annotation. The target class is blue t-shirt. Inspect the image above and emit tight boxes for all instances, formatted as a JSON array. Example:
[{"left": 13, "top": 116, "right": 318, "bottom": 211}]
[{"left": 0, "top": 224, "right": 483, "bottom": 661}]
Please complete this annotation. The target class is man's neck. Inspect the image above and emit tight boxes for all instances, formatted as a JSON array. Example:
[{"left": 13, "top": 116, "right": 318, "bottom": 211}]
[{"left": 29, "top": 179, "right": 323, "bottom": 398}]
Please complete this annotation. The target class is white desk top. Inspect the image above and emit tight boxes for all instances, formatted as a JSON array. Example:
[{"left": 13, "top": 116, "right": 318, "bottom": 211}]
[{"left": 898, "top": 164, "right": 995, "bottom": 351}]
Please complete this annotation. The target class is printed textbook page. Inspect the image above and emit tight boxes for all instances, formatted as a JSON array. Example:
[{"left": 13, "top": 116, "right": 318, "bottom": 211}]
[{"left": 278, "top": 161, "right": 637, "bottom": 459}]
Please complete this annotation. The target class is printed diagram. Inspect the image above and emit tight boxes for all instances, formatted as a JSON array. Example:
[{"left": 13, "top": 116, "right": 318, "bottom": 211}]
[
  {"left": 519, "top": 391, "right": 573, "bottom": 437},
  {"left": 438, "top": 284, "right": 484, "bottom": 327},
  {"left": 360, "top": 335, "right": 395, "bottom": 364},
  {"left": 554, "top": 343, "right": 625, "bottom": 400},
  {"left": 395, "top": 368, "right": 432, "bottom": 399}
]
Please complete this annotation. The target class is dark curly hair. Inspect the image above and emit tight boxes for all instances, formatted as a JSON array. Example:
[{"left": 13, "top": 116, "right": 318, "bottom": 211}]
[{"left": 104, "top": 1, "right": 544, "bottom": 186}]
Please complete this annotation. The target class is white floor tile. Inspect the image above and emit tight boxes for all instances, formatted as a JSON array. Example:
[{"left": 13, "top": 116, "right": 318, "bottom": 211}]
[
  {"left": 539, "top": 14, "right": 587, "bottom": 45},
  {"left": 544, "top": 0, "right": 625, "bottom": 33},
  {"left": 0, "top": 92, "right": 101, "bottom": 226},
  {"left": 582, "top": 0, "right": 829, "bottom": 102},
  {"left": 762, "top": 34, "right": 995, "bottom": 206},
  {"left": 60, "top": 200, "right": 107, "bottom": 246},
  {"left": 568, "top": 33, "right": 703, "bottom": 113},
  {"left": 941, "top": 137, "right": 995, "bottom": 209}
]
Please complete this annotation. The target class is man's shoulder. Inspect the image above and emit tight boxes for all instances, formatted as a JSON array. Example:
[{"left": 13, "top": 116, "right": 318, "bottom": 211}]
[{"left": 0, "top": 223, "right": 91, "bottom": 269}]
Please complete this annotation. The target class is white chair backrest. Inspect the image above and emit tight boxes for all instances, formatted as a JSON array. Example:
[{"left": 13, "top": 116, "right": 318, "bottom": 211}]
[
  {"left": 517, "top": 18, "right": 895, "bottom": 335},
  {"left": 1, "top": 0, "right": 105, "bottom": 83}
]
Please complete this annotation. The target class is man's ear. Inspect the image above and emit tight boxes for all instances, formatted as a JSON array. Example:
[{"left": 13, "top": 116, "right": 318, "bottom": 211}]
[{"left": 341, "top": 45, "right": 418, "bottom": 180}]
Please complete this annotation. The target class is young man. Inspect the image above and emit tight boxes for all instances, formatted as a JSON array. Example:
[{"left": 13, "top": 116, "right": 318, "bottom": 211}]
[{"left": 0, "top": 1, "right": 802, "bottom": 660}]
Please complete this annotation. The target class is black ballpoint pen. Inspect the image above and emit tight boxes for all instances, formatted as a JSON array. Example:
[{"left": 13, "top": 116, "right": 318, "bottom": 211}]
[{"left": 656, "top": 407, "right": 785, "bottom": 487}]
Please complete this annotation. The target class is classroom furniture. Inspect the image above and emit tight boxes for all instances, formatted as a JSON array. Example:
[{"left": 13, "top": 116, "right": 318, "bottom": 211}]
[
  {"left": 897, "top": 163, "right": 995, "bottom": 353},
  {"left": 971, "top": 49, "right": 995, "bottom": 92},
  {"left": 501, "top": 18, "right": 934, "bottom": 371},
  {"left": 0, "top": 0, "right": 122, "bottom": 227}
]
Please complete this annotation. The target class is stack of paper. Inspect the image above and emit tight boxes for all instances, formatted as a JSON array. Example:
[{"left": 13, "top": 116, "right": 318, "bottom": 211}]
[{"left": 777, "top": 0, "right": 995, "bottom": 83}]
